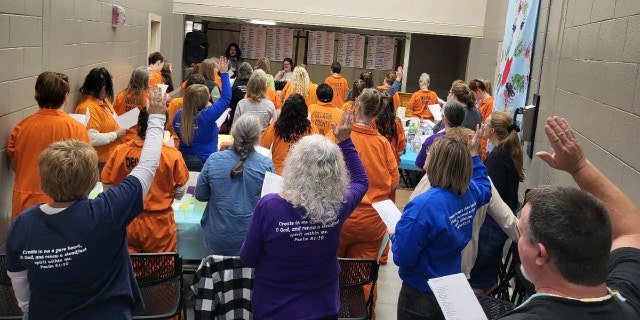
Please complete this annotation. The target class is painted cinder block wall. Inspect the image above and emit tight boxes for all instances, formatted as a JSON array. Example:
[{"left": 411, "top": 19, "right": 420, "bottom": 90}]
[
  {"left": 0, "top": 0, "right": 183, "bottom": 245},
  {"left": 472, "top": 0, "right": 640, "bottom": 206}
]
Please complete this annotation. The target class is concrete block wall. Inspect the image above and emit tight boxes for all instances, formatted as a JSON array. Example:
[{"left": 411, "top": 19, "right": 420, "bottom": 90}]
[
  {"left": 472, "top": 0, "right": 640, "bottom": 207},
  {"left": 0, "top": 0, "right": 183, "bottom": 244}
]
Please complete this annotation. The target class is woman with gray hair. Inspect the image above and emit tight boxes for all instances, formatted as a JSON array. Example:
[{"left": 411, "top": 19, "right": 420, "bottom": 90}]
[
  {"left": 195, "top": 113, "right": 274, "bottom": 256},
  {"left": 240, "top": 111, "right": 369, "bottom": 320},
  {"left": 220, "top": 62, "right": 254, "bottom": 133}
]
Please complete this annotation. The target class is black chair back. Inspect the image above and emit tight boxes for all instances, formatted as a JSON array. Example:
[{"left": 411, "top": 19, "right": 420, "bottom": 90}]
[{"left": 130, "top": 252, "right": 185, "bottom": 320}]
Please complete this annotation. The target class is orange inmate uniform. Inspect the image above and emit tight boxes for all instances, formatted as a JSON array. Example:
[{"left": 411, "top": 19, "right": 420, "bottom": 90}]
[
  {"left": 280, "top": 82, "right": 319, "bottom": 106},
  {"left": 167, "top": 97, "right": 184, "bottom": 147},
  {"left": 101, "top": 140, "right": 189, "bottom": 253},
  {"left": 373, "top": 118, "right": 407, "bottom": 166},
  {"left": 478, "top": 96, "right": 494, "bottom": 160},
  {"left": 325, "top": 74, "right": 349, "bottom": 108},
  {"left": 244, "top": 88, "right": 283, "bottom": 110},
  {"left": 334, "top": 124, "right": 399, "bottom": 316},
  {"left": 378, "top": 84, "right": 401, "bottom": 109},
  {"left": 308, "top": 101, "right": 343, "bottom": 135},
  {"left": 8, "top": 109, "right": 90, "bottom": 220},
  {"left": 341, "top": 100, "right": 354, "bottom": 112},
  {"left": 75, "top": 96, "right": 121, "bottom": 162},
  {"left": 260, "top": 123, "right": 319, "bottom": 175},
  {"left": 149, "top": 69, "right": 164, "bottom": 88},
  {"left": 409, "top": 90, "right": 439, "bottom": 121},
  {"left": 113, "top": 90, "right": 149, "bottom": 144}
]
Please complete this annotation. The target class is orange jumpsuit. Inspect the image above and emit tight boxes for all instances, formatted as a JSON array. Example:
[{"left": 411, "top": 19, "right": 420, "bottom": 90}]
[
  {"left": 334, "top": 124, "right": 399, "bottom": 316},
  {"left": 75, "top": 96, "right": 121, "bottom": 162},
  {"left": 260, "top": 123, "right": 319, "bottom": 175},
  {"left": 101, "top": 140, "right": 189, "bottom": 253},
  {"left": 377, "top": 84, "right": 401, "bottom": 109},
  {"left": 113, "top": 90, "right": 149, "bottom": 143},
  {"left": 167, "top": 97, "right": 184, "bottom": 147},
  {"left": 373, "top": 118, "right": 407, "bottom": 166},
  {"left": 244, "top": 88, "right": 283, "bottom": 110},
  {"left": 325, "top": 74, "right": 349, "bottom": 108},
  {"left": 341, "top": 100, "right": 355, "bottom": 112},
  {"left": 409, "top": 90, "right": 439, "bottom": 121},
  {"left": 8, "top": 108, "right": 90, "bottom": 220},
  {"left": 308, "top": 101, "right": 343, "bottom": 135},
  {"left": 149, "top": 69, "right": 164, "bottom": 88},
  {"left": 478, "top": 96, "right": 494, "bottom": 160},
  {"left": 280, "top": 82, "right": 319, "bottom": 106}
]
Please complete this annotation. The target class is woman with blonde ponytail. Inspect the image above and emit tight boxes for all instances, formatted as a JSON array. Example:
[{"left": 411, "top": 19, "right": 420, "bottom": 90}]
[{"left": 469, "top": 110, "right": 524, "bottom": 294}]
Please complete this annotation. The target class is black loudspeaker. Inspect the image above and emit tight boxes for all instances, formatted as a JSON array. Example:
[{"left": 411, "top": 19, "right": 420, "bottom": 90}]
[{"left": 183, "top": 31, "right": 209, "bottom": 66}]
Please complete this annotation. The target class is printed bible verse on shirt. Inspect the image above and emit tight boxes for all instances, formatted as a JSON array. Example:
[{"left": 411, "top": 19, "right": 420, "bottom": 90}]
[
  {"left": 20, "top": 244, "right": 87, "bottom": 269},
  {"left": 277, "top": 219, "right": 338, "bottom": 242},
  {"left": 449, "top": 202, "right": 476, "bottom": 229}
]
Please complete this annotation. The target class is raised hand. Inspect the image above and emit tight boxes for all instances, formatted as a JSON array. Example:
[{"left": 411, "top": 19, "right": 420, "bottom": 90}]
[
  {"left": 147, "top": 86, "right": 167, "bottom": 115},
  {"left": 217, "top": 56, "right": 230, "bottom": 74},
  {"left": 535, "top": 116, "right": 587, "bottom": 174},
  {"left": 395, "top": 66, "right": 404, "bottom": 81},
  {"left": 467, "top": 123, "right": 485, "bottom": 156},
  {"left": 331, "top": 110, "right": 354, "bottom": 143}
]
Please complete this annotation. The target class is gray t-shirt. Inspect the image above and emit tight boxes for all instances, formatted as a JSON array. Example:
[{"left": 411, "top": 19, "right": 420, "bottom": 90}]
[{"left": 234, "top": 98, "right": 277, "bottom": 131}]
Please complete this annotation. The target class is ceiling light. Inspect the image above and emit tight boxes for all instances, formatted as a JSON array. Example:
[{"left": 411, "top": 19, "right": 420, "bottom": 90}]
[{"left": 249, "top": 19, "right": 276, "bottom": 26}]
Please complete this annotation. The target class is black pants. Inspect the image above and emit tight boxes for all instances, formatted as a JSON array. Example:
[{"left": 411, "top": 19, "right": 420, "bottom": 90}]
[{"left": 397, "top": 282, "right": 444, "bottom": 320}]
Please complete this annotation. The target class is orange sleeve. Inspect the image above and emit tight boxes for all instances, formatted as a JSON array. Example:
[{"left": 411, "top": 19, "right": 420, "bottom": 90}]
[
  {"left": 149, "top": 70, "right": 164, "bottom": 88},
  {"left": 479, "top": 97, "right": 494, "bottom": 120},
  {"left": 260, "top": 123, "right": 276, "bottom": 148},
  {"left": 172, "top": 151, "right": 190, "bottom": 186},
  {"left": 395, "top": 117, "right": 406, "bottom": 155},
  {"left": 7, "top": 124, "right": 18, "bottom": 158},
  {"left": 384, "top": 139, "right": 400, "bottom": 187},
  {"left": 393, "top": 92, "right": 401, "bottom": 109},
  {"left": 280, "top": 82, "right": 291, "bottom": 102},
  {"left": 215, "top": 74, "right": 222, "bottom": 90},
  {"left": 113, "top": 91, "right": 127, "bottom": 115},
  {"left": 341, "top": 101, "right": 353, "bottom": 112}
]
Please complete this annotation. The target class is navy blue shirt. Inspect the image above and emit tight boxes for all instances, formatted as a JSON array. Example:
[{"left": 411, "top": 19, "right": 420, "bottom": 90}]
[{"left": 6, "top": 176, "right": 144, "bottom": 319}]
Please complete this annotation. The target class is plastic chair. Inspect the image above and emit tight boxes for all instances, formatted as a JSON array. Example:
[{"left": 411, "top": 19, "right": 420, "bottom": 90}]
[
  {"left": 489, "top": 241, "right": 535, "bottom": 305},
  {"left": 339, "top": 234, "right": 387, "bottom": 320},
  {"left": 476, "top": 294, "right": 515, "bottom": 320},
  {"left": 130, "top": 252, "right": 186, "bottom": 320},
  {"left": 0, "top": 254, "right": 23, "bottom": 320}
]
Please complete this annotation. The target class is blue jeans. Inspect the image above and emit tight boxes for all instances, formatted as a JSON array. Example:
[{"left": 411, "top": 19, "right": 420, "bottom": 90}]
[
  {"left": 469, "top": 225, "right": 509, "bottom": 289},
  {"left": 182, "top": 152, "right": 204, "bottom": 172},
  {"left": 397, "top": 282, "right": 444, "bottom": 320}
]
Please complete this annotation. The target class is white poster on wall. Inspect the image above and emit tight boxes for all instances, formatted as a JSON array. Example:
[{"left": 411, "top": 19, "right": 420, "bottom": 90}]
[
  {"left": 337, "top": 33, "right": 365, "bottom": 68},
  {"left": 307, "top": 31, "right": 335, "bottom": 65},
  {"left": 266, "top": 27, "right": 294, "bottom": 62},
  {"left": 240, "top": 25, "right": 267, "bottom": 59},
  {"left": 366, "top": 35, "right": 395, "bottom": 70}
]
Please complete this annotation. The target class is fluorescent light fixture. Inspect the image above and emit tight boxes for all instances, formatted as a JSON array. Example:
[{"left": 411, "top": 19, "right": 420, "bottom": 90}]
[{"left": 249, "top": 19, "right": 276, "bottom": 26}]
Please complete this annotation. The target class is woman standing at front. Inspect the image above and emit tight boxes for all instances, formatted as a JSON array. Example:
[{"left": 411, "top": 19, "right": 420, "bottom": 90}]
[
  {"left": 240, "top": 112, "right": 369, "bottom": 319},
  {"left": 392, "top": 130, "right": 491, "bottom": 320},
  {"left": 468, "top": 111, "right": 524, "bottom": 295},
  {"left": 173, "top": 56, "right": 231, "bottom": 171},
  {"left": 75, "top": 67, "right": 126, "bottom": 171}
]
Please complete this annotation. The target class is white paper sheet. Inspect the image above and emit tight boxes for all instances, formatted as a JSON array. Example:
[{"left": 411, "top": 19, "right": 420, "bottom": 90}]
[
  {"left": 216, "top": 108, "right": 230, "bottom": 128},
  {"left": 372, "top": 199, "right": 402, "bottom": 230},
  {"left": 428, "top": 104, "right": 442, "bottom": 121},
  {"left": 70, "top": 108, "right": 90, "bottom": 126},
  {"left": 261, "top": 171, "right": 283, "bottom": 198},
  {"left": 427, "top": 273, "right": 488, "bottom": 320},
  {"left": 157, "top": 83, "right": 169, "bottom": 96},
  {"left": 396, "top": 106, "right": 406, "bottom": 119},
  {"left": 116, "top": 107, "right": 140, "bottom": 129}
]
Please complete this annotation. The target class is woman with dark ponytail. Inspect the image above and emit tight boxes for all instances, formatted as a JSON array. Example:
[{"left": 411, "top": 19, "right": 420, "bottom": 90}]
[
  {"left": 196, "top": 114, "right": 274, "bottom": 255},
  {"left": 375, "top": 91, "right": 406, "bottom": 169},
  {"left": 469, "top": 110, "right": 524, "bottom": 295}
]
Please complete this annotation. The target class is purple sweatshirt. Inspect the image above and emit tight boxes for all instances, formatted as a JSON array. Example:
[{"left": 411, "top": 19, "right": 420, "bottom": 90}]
[{"left": 239, "top": 138, "right": 368, "bottom": 320}]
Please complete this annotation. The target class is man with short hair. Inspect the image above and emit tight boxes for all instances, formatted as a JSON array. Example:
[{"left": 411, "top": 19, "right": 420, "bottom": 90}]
[
  {"left": 501, "top": 116, "right": 640, "bottom": 319},
  {"left": 148, "top": 51, "right": 165, "bottom": 88},
  {"left": 324, "top": 62, "right": 349, "bottom": 108},
  {"left": 308, "top": 84, "right": 343, "bottom": 135}
]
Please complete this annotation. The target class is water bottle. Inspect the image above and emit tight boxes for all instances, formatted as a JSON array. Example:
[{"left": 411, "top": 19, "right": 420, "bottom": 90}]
[
  {"left": 408, "top": 123, "right": 418, "bottom": 142},
  {"left": 411, "top": 133, "right": 422, "bottom": 153}
]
